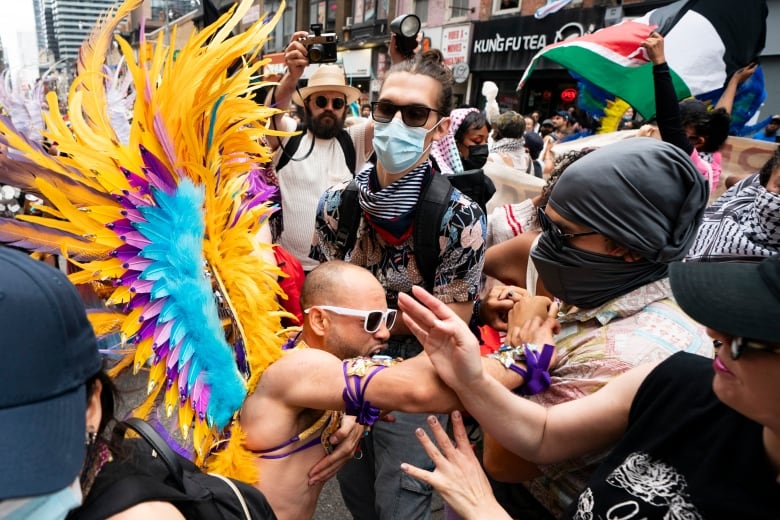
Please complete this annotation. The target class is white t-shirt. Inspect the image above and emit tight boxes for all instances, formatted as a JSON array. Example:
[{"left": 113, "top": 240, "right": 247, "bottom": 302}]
[{"left": 273, "top": 116, "right": 371, "bottom": 271}]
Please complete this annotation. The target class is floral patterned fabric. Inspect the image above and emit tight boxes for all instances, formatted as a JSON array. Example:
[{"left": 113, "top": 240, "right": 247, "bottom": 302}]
[
  {"left": 310, "top": 168, "right": 486, "bottom": 307},
  {"left": 522, "top": 279, "right": 714, "bottom": 517}
]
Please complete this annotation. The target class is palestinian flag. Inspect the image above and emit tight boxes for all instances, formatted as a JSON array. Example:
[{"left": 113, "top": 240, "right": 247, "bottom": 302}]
[{"left": 518, "top": 0, "right": 768, "bottom": 119}]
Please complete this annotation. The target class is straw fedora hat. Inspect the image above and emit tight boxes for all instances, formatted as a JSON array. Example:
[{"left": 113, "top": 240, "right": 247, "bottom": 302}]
[{"left": 292, "top": 64, "right": 361, "bottom": 106}]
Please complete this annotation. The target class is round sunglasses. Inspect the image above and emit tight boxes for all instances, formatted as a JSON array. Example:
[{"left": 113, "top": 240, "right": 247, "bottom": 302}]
[
  {"left": 304, "top": 305, "right": 397, "bottom": 333},
  {"left": 311, "top": 95, "right": 346, "bottom": 110}
]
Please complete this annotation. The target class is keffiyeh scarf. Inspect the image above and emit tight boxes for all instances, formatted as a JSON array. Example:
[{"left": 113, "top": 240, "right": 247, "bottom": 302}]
[{"left": 687, "top": 173, "right": 780, "bottom": 261}]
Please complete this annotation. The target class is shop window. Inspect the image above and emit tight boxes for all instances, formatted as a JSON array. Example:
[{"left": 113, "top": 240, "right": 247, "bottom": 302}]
[
  {"left": 493, "top": 0, "right": 520, "bottom": 13},
  {"left": 309, "top": 0, "right": 337, "bottom": 32},
  {"left": 414, "top": 0, "right": 428, "bottom": 25},
  {"left": 261, "top": 0, "right": 295, "bottom": 52},
  {"left": 450, "top": 0, "right": 470, "bottom": 19}
]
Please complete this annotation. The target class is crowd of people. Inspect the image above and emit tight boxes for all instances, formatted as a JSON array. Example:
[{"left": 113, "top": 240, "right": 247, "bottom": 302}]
[{"left": 1, "top": 8, "right": 780, "bottom": 520}]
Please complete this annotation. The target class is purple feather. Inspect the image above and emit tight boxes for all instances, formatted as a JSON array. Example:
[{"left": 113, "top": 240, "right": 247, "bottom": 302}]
[
  {"left": 153, "top": 319, "right": 173, "bottom": 347},
  {"left": 120, "top": 208, "right": 145, "bottom": 223},
  {"left": 139, "top": 297, "right": 165, "bottom": 322},
  {"left": 120, "top": 188, "right": 150, "bottom": 207},
  {"left": 122, "top": 255, "right": 153, "bottom": 272},
  {"left": 120, "top": 230, "right": 152, "bottom": 249},
  {"left": 121, "top": 167, "right": 152, "bottom": 196},
  {"left": 129, "top": 277, "right": 154, "bottom": 294},
  {"left": 107, "top": 218, "right": 137, "bottom": 235},
  {"left": 140, "top": 145, "right": 177, "bottom": 193},
  {"left": 126, "top": 292, "right": 150, "bottom": 311}
]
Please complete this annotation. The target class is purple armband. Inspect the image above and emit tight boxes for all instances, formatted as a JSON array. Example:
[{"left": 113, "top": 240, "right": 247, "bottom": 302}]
[
  {"left": 489, "top": 343, "right": 555, "bottom": 396},
  {"left": 342, "top": 359, "right": 389, "bottom": 426}
]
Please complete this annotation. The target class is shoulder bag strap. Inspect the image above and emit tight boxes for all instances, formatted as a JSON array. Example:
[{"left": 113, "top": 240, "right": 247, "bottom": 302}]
[{"left": 414, "top": 173, "right": 453, "bottom": 290}]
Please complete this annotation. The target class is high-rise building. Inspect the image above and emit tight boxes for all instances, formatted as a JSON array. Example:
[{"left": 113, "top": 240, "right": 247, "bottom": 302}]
[
  {"left": 34, "top": 0, "right": 59, "bottom": 67},
  {"left": 41, "top": 0, "right": 117, "bottom": 62}
]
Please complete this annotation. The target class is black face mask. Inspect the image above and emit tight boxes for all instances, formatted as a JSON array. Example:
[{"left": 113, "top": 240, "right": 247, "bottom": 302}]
[
  {"left": 530, "top": 232, "right": 668, "bottom": 309},
  {"left": 462, "top": 144, "right": 489, "bottom": 170}
]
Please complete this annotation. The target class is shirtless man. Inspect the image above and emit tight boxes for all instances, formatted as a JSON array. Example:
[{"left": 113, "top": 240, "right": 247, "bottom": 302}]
[{"left": 240, "top": 261, "right": 555, "bottom": 519}]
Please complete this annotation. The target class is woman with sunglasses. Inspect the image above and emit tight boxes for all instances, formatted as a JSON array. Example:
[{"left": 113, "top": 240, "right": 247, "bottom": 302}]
[
  {"left": 311, "top": 50, "right": 487, "bottom": 519},
  {"left": 474, "top": 138, "right": 712, "bottom": 517},
  {"left": 397, "top": 254, "right": 780, "bottom": 519}
]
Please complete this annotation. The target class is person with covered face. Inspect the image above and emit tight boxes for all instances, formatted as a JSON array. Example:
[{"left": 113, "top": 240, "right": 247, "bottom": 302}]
[
  {"left": 430, "top": 107, "right": 492, "bottom": 173},
  {"left": 476, "top": 137, "right": 714, "bottom": 516},
  {"left": 397, "top": 253, "right": 780, "bottom": 519}
]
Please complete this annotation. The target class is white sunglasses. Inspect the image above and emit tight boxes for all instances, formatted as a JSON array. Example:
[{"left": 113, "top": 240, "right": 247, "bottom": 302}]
[{"left": 304, "top": 305, "right": 397, "bottom": 333}]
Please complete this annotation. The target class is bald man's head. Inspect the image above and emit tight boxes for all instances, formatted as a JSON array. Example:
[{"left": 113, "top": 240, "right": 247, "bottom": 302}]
[{"left": 301, "top": 261, "right": 384, "bottom": 309}]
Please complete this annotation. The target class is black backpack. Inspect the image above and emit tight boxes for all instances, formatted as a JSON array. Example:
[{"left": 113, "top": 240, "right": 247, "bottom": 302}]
[
  {"left": 68, "top": 418, "right": 277, "bottom": 520},
  {"left": 275, "top": 128, "right": 357, "bottom": 174},
  {"left": 333, "top": 169, "right": 492, "bottom": 290}
]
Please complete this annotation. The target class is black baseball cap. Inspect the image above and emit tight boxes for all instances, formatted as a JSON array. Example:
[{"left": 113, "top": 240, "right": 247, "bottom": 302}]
[
  {"left": 0, "top": 247, "right": 101, "bottom": 499},
  {"left": 670, "top": 256, "right": 780, "bottom": 342}
]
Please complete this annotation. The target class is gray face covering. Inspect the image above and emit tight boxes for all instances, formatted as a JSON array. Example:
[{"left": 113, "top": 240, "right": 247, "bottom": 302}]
[{"left": 532, "top": 138, "right": 708, "bottom": 308}]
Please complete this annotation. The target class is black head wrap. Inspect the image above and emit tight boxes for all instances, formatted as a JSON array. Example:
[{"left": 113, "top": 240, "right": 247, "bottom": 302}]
[
  {"left": 548, "top": 138, "right": 707, "bottom": 263},
  {"left": 531, "top": 138, "right": 708, "bottom": 308}
]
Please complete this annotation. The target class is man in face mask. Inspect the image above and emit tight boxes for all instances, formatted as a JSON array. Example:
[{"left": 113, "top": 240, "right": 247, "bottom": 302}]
[
  {"left": 478, "top": 138, "right": 714, "bottom": 517},
  {"left": 311, "top": 51, "right": 487, "bottom": 520}
]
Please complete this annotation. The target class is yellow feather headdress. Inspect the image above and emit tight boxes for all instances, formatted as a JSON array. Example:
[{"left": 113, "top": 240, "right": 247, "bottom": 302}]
[{"left": 0, "top": 0, "right": 291, "bottom": 463}]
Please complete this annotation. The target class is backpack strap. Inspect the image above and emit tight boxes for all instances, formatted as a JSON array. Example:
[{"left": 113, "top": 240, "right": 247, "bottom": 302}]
[
  {"left": 119, "top": 418, "right": 185, "bottom": 488},
  {"left": 333, "top": 180, "right": 361, "bottom": 257},
  {"left": 274, "top": 131, "right": 305, "bottom": 172},
  {"left": 277, "top": 128, "right": 356, "bottom": 175},
  {"left": 413, "top": 173, "right": 453, "bottom": 291},
  {"left": 335, "top": 129, "right": 357, "bottom": 175}
]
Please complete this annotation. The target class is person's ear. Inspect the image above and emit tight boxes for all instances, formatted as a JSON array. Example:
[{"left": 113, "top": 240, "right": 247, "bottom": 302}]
[
  {"left": 691, "top": 135, "right": 706, "bottom": 149},
  {"left": 307, "top": 307, "right": 329, "bottom": 335},
  {"left": 431, "top": 117, "right": 450, "bottom": 141},
  {"left": 85, "top": 378, "right": 102, "bottom": 435}
]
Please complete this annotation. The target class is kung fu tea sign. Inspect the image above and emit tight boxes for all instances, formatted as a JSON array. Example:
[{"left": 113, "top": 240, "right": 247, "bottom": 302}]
[{"left": 470, "top": 8, "right": 604, "bottom": 72}]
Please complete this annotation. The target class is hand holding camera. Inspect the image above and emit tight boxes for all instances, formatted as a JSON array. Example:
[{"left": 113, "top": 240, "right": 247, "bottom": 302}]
[{"left": 298, "top": 24, "right": 339, "bottom": 64}]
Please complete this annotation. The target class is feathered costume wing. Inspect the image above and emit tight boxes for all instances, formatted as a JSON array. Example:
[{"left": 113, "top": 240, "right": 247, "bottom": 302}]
[{"left": 0, "top": 0, "right": 292, "bottom": 465}]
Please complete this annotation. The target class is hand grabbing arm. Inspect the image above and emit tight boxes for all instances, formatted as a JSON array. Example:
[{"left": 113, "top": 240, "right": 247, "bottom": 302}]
[
  {"left": 307, "top": 415, "right": 365, "bottom": 485},
  {"left": 478, "top": 285, "right": 528, "bottom": 331}
]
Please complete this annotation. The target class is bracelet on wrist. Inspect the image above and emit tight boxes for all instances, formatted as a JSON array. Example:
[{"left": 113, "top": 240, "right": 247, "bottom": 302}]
[{"left": 487, "top": 343, "right": 555, "bottom": 396}]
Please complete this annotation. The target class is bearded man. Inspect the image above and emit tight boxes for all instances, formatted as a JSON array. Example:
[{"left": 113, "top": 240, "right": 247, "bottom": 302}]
[{"left": 266, "top": 40, "right": 375, "bottom": 272}]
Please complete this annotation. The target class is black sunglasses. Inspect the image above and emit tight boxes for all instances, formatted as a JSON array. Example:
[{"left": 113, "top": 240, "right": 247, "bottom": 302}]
[
  {"left": 537, "top": 206, "right": 598, "bottom": 245},
  {"left": 728, "top": 337, "right": 780, "bottom": 360},
  {"left": 371, "top": 101, "right": 443, "bottom": 128},
  {"left": 312, "top": 95, "right": 346, "bottom": 110}
]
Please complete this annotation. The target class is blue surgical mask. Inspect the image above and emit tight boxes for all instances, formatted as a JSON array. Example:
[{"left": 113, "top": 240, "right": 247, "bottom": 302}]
[
  {"left": 373, "top": 118, "right": 440, "bottom": 174},
  {"left": 0, "top": 477, "right": 82, "bottom": 520}
]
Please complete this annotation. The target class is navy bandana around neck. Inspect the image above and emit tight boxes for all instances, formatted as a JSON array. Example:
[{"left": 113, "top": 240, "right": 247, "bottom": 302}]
[{"left": 355, "top": 162, "right": 430, "bottom": 241}]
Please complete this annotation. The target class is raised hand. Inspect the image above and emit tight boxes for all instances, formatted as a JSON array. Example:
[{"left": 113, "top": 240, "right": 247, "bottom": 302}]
[
  {"left": 400, "top": 412, "right": 511, "bottom": 520},
  {"left": 398, "top": 286, "right": 483, "bottom": 389}
]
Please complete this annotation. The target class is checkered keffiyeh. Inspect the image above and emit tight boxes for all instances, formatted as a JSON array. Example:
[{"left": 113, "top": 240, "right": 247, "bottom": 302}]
[
  {"left": 687, "top": 173, "right": 780, "bottom": 262},
  {"left": 429, "top": 107, "right": 478, "bottom": 173}
]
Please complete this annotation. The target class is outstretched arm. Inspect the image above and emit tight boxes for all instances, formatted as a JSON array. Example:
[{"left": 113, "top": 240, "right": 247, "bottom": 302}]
[
  {"left": 642, "top": 32, "right": 692, "bottom": 154},
  {"left": 715, "top": 63, "right": 758, "bottom": 114},
  {"left": 399, "top": 285, "right": 654, "bottom": 464}
]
